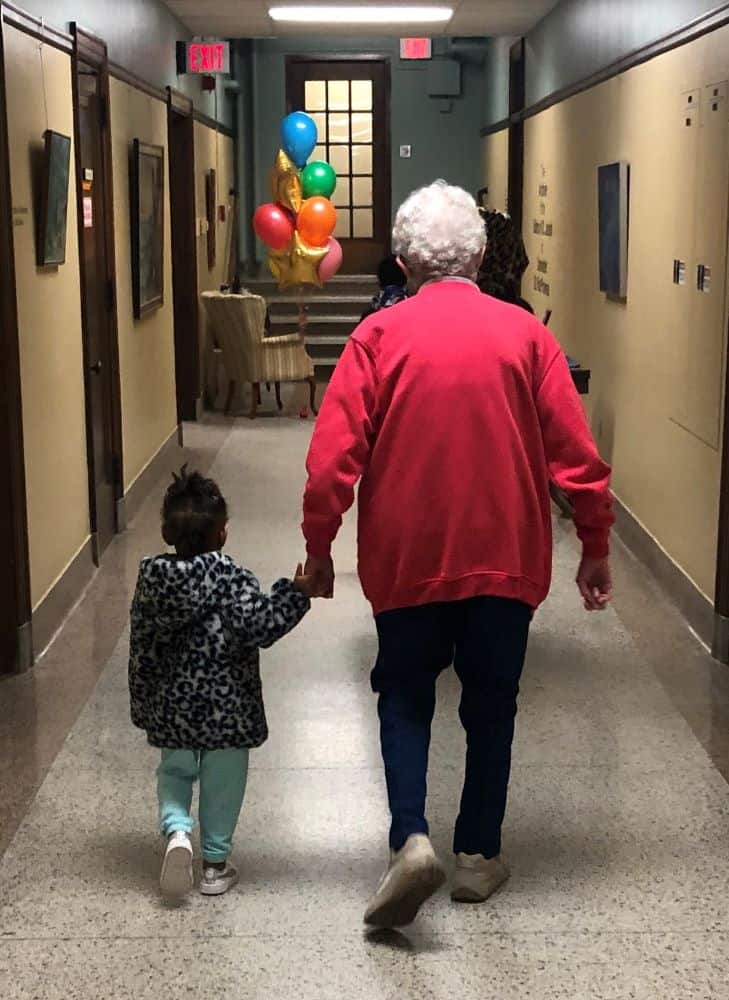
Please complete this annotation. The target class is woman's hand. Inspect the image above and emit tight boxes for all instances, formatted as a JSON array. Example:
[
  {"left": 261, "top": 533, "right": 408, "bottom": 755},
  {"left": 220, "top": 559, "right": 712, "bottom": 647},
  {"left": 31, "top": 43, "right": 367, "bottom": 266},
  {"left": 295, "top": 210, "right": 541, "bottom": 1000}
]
[
  {"left": 576, "top": 556, "right": 612, "bottom": 611},
  {"left": 302, "top": 555, "right": 335, "bottom": 599}
]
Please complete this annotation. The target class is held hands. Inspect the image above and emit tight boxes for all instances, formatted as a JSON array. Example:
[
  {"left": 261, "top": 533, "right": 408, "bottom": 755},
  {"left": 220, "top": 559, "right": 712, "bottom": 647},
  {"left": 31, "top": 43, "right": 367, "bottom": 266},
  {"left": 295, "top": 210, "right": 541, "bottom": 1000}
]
[
  {"left": 576, "top": 556, "right": 613, "bottom": 611},
  {"left": 294, "top": 556, "right": 335, "bottom": 599}
]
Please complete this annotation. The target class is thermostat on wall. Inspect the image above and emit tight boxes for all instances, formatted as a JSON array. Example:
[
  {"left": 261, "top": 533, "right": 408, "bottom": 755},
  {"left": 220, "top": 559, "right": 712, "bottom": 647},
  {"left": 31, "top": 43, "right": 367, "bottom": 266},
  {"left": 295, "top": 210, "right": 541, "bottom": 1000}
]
[{"left": 399, "top": 145, "right": 412, "bottom": 159}]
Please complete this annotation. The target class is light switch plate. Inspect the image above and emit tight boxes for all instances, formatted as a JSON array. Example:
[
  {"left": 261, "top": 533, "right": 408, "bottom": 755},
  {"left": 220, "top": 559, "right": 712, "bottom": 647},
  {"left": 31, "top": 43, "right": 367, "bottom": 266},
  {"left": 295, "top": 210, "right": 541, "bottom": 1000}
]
[{"left": 399, "top": 145, "right": 412, "bottom": 159}]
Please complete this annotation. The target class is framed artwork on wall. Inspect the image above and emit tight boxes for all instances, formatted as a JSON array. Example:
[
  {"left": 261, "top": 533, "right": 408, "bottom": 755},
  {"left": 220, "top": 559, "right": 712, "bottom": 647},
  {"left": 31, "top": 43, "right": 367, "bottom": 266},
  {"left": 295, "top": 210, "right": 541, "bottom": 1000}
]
[
  {"left": 37, "top": 130, "right": 72, "bottom": 267},
  {"left": 206, "top": 168, "right": 216, "bottom": 270},
  {"left": 130, "top": 139, "right": 165, "bottom": 319},
  {"left": 598, "top": 161, "right": 630, "bottom": 299}
]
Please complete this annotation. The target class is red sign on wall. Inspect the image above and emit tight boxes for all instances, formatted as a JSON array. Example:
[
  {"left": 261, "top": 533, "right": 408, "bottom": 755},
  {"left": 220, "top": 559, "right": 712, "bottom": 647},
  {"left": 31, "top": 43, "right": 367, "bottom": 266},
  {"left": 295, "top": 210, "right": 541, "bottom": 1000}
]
[
  {"left": 400, "top": 38, "right": 432, "bottom": 60},
  {"left": 177, "top": 41, "right": 230, "bottom": 75}
]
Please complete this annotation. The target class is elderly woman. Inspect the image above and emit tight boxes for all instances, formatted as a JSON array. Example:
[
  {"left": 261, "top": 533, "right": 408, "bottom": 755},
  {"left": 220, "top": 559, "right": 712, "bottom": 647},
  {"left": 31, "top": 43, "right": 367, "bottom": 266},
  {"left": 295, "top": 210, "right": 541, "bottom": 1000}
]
[{"left": 301, "top": 181, "right": 614, "bottom": 929}]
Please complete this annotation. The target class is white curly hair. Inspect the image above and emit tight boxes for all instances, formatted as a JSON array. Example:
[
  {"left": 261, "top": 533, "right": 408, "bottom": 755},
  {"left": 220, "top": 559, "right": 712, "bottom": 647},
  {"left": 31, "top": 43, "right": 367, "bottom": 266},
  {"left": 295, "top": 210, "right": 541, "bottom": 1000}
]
[{"left": 392, "top": 180, "right": 486, "bottom": 283}]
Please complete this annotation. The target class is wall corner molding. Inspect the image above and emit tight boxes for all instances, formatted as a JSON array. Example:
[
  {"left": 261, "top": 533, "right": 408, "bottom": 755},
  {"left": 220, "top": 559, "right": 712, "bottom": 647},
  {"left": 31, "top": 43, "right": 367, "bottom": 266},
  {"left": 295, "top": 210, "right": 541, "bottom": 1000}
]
[
  {"left": 123, "top": 426, "right": 184, "bottom": 527},
  {"left": 479, "top": 116, "right": 511, "bottom": 138},
  {"left": 32, "top": 538, "right": 96, "bottom": 658},
  {"left": 613, "top": 495, "right": 714, "bottom": 650},
  {"left": 518, "top": 1, "right": 729, "bottom": 124},
  {"left": 1, "top": 1, "right": 73, "bottom": 53}
]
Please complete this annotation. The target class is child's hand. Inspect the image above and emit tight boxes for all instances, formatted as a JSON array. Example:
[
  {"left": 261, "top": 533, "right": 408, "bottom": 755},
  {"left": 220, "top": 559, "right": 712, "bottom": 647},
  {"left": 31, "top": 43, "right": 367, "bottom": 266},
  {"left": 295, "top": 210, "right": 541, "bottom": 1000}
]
[{"left": 294, "top": 563, "right": 319, "bottom": 599}]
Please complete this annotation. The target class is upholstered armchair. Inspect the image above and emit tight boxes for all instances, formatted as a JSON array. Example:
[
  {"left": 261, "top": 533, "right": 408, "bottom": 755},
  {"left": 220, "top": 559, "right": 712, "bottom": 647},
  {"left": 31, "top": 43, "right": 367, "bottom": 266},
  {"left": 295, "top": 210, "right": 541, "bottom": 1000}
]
[{"left": 201, "top": 291, "right": 317, "bottom": 419}]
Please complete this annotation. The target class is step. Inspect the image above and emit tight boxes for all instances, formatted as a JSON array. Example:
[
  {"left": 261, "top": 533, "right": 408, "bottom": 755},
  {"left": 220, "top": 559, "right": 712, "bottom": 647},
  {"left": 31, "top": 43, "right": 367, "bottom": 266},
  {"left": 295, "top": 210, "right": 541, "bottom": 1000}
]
[
  {"left": 271, "top": 313, "right": 360, "bottom": 328},
  {"left": 307, "top": 339, "right": 348, "bottom": 360},
  {"left": 305, "top": 334, "right": 350, "bottom": 346},
  {"left": 244, "top": 274, "right": 376, "bottom": 298},
  {"left": 268, "top": 299, "right": 369, "bottom": 321}
]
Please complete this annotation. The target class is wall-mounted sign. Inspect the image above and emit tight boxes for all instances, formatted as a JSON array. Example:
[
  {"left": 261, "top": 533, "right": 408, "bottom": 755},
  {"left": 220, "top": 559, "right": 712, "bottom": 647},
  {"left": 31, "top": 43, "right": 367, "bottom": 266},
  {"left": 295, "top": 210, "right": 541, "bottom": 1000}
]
[
  {"left": 176, "top": 41, "right": 230, "bottom": 75},
  {"left": 400, "top": 38, "right": 432, "bottom": 60}
]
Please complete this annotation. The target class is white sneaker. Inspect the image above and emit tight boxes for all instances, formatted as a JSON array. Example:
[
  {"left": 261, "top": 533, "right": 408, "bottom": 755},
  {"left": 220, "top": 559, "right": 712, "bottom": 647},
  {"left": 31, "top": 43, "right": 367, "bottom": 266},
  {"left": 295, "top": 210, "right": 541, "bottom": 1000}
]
[
  {"left": 159, "top": 831, "right": 194, "bottom": 897},
  {"left": 364, "top": 834, "right": 446, "bottom": 929},
  {"left": 200, "top": 863, "right": 239, "bottom": 896},
  {"left": 451, "top": 853, "right": 510, "bottom": 903}
]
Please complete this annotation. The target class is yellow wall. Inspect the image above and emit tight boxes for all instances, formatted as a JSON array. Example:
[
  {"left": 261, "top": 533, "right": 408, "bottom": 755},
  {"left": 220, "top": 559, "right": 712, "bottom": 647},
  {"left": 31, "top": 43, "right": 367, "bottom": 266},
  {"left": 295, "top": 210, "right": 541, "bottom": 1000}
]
[
  {"left": 109, "top": 78, "right": 177, "bottom": 492},
  {"left": 194, "top": 123, "right": 235, "bottom": 389},
  {"left": 481, "top": 128, "right": 509, "bottom": 213},
  {"left": 5, "top": 26, "right": 91, "bottom": 610},
  {"left": 522, "top": 27, "right": 729, "bottom": 599}
]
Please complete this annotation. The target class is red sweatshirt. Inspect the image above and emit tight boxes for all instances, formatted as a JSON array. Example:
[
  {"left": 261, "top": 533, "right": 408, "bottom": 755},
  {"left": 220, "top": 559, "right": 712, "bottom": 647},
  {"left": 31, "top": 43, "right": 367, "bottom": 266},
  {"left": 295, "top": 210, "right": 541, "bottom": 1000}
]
[{"left": 303, "top": 280, "right": 613, "bottom": 615}]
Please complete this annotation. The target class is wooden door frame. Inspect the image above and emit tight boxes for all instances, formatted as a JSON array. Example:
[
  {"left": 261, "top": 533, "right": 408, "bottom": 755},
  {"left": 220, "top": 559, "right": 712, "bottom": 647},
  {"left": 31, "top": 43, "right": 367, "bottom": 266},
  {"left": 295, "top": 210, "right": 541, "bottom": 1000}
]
[
  {"left": 71, "top": 23, "right": 124, "bottom": 554},
  {"left": 0, "top": 10, "right": 32, "bottom": 673},
  {"left": 167, "top": 87, "right": 201, "bottom": 422},
  {"left": 285, "top": 54, "right": 392, "bottom": 264},
  {"left": 712, "top": 197, "right": 729, "bottom": 662},
  {"left": 507, "top": 39, "right": 526, "bottom": 238}
]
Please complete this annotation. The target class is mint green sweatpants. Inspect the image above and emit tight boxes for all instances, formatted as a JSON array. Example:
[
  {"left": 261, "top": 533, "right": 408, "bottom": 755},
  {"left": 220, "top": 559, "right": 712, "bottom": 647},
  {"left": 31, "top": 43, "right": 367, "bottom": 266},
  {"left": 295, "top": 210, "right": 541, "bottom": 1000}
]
[{"left": 157, "top": 748, "right": 249, "bottom": 864}]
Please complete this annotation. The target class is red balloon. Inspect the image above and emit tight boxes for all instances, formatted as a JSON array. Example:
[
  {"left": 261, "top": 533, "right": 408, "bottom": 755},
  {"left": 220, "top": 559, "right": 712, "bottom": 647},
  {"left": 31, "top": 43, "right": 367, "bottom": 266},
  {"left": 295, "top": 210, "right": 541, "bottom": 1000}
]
[
  {"left": 253, "top": 203, "right": 294, "bottom": 250},
  {"left": 297, "top": 197, "right": 337, "bottom": 248}
]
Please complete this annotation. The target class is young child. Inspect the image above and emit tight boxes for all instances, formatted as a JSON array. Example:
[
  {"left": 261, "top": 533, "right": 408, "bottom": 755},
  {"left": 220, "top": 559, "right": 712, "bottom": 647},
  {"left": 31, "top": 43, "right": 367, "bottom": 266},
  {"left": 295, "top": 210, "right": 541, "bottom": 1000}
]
[
  {"left": 129, "top": 467, "right": 315, "bottom": 898},
  {"left": 360, "top": 254, "right": 410, "bottom": 321}
]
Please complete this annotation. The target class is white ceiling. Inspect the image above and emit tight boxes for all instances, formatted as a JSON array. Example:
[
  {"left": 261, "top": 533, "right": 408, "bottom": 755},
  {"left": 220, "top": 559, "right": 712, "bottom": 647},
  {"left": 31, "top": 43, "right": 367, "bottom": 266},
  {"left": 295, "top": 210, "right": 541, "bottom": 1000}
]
[{"left": 164, "top": 1, "right": 561, "bottom": 38}]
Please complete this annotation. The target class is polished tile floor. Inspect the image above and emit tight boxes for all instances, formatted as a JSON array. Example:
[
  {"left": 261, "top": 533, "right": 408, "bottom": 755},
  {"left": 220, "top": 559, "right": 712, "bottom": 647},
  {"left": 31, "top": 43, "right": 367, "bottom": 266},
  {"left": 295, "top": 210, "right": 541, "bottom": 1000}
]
[{"left": 2, "top": 410, "right": 729, "bottom": 998}]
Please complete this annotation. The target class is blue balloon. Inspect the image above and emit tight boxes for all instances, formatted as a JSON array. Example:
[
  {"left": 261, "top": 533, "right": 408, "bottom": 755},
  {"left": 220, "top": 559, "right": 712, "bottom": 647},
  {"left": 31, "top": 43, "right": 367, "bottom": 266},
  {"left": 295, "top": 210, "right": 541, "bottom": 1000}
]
[{"left": 281, "top": 112, "right": 318, "bottom": 169}]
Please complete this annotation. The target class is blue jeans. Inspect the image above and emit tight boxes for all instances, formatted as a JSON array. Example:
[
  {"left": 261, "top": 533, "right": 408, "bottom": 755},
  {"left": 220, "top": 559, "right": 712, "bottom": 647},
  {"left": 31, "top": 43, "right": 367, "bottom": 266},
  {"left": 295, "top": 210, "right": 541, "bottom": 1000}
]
[
  {"left": 372, "top": 597, "right": 531, "bottom": 859},
  {"left": 157, "top": 748, "right": 249, "bottom": 864}
]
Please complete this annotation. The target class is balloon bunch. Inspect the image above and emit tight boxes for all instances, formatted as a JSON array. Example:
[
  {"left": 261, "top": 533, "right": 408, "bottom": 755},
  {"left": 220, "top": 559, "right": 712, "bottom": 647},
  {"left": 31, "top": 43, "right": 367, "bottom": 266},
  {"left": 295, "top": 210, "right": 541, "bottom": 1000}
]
[{"left": 253, "top": 112, "right": 343, "bottom": 289}]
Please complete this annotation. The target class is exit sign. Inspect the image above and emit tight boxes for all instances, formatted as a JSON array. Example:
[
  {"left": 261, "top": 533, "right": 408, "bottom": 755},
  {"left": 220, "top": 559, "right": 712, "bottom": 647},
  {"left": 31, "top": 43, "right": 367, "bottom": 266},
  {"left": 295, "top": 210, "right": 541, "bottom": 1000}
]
[
  {"left": 177, "top": 41, "right": 230, "bottom": 75},
  {"left": 400, "top": 38, "right": 432, "bottom": 60}
]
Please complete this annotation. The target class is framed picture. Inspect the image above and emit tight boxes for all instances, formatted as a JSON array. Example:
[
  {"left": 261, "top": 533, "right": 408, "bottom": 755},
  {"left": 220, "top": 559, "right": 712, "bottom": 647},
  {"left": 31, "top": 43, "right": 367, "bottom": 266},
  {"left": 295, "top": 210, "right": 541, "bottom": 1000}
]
[
  {"left": 598, "top": 161, "right": 630, "bottom": 299},
  {"left": 206, "top": 168, "right": 216, "bottom": 270},
  {"left": 37, "top": 130, "right": 72, "bottom": 267},
  {"left": 130, "top": 139, "right": 164, "bottom": 319}
]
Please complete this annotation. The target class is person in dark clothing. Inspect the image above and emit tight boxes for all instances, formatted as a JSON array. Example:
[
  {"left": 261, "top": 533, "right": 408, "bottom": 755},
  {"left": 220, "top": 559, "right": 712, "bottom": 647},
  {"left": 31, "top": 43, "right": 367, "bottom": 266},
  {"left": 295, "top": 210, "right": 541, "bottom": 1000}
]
[
  {"left": 360, "top": 254, "right": 410, "bottom": 321},
  {"left": 476, "top": 210, "right": 576, "bottom": 517},
  {"left": 477, "top": 209, "right": 534, "bottom": 314}
]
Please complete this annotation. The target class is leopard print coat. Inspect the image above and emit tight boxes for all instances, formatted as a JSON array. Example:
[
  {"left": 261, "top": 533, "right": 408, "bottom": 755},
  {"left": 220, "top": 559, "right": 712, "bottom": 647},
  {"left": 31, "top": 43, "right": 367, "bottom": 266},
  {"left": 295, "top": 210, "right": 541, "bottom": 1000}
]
[{"left": 129, "top": 552, "right": 310, "bottom": 750}]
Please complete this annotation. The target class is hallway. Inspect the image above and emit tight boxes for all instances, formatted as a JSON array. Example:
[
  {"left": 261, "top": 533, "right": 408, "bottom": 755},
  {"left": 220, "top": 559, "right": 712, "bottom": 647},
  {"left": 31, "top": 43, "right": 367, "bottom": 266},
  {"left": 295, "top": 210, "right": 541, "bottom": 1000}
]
[{"left": 2, "top": 415, "right": 729, "bottom": 998}]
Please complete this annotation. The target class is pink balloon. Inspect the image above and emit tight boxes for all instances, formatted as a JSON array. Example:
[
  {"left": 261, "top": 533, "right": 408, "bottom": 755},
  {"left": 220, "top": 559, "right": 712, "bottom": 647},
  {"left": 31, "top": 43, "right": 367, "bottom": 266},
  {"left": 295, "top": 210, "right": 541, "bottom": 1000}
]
[
  {"left": 253, "top": 203, "right": 294, "bottom": 250},
  {"left": 318, "top": 237, "right": 343, "bottom": 282}
]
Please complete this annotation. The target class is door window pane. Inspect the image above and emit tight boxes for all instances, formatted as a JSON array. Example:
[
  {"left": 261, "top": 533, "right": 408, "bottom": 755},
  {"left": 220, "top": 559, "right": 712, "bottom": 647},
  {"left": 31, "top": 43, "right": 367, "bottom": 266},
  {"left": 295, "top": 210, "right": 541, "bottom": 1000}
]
[
  {"left": 328, "top": 145, "right": 350, "bottom": 175},
  {"left": 310, "top": 113, "right": 327, "bottom": 143},
  {"left": 332, "top": 177, "right": 350, "bottom": 208},
  {"left": 305, "top": 80, "right": 326, "bottom": 111},
  {"left": 353, "top": 209, "right": 373, "bottom": 238},
  {"left": 334, "top": 212, "right": 351, "bottom": 238},
  {"left": 352, "top": 177, "right": 373, "bottom": 206},
  {"left": 328, "top": 80, "right": 349, "bottom": 110},
  {"left": 351, "top": 113, "right": 373, "bottom": 143},
  {"left": 312, "top": 144, "right": 327, "bottom": 164},
  {"left": 328, "top": 113, "right": 350, "bottom": 143},
  {"left": 351, "top": 145, "right": 373, "bottom": 175},
  {"left": 351, "top": 80, "right": 373, "bottom": 111}
]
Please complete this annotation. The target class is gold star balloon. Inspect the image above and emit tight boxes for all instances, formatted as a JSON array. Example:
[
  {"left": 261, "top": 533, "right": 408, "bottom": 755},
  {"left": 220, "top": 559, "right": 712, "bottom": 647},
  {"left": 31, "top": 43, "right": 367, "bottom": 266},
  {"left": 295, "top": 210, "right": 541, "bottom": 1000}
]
[
  {"left": 269, "top": 149, "right": 302, "bottom": 215},
  {"left": 268, "top": 231, "right": 327, "bottom": 289}
]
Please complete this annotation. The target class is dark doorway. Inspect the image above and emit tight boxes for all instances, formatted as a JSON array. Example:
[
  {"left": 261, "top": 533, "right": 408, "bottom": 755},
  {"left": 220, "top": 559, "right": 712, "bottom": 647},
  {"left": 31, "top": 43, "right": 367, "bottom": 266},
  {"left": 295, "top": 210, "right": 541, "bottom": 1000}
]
[
  {"left": 0, "top": 14, "right": 32, "bottom": 673},
  {"left": 167, "top": 89, "right": 200, "bottom": 421},
  {"left": 72, "top": 25, "right": 123, "bottom": 561},
  {"left": 287, "top": 57, "right": 391, "bottom": 274}
]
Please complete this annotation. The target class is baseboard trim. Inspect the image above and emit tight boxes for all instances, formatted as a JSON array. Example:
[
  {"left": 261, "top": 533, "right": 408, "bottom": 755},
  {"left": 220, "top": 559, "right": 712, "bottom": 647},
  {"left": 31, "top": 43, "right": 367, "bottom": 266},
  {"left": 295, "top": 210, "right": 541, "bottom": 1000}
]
[
  {"left": 122, "top": 426, "right": 184, "bottom": 526},
  {"left": 32, "top": 538, "right": 96, "bottom": 658},
  {"left": 613, "top": 495, "right": 714, "bottom": 648}
]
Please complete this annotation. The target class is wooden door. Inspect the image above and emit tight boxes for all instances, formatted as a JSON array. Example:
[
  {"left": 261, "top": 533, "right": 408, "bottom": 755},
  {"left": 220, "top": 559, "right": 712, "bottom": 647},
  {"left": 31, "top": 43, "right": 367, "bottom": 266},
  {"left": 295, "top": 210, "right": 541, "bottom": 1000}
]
[
  {"left": 287, "top": 58, "right": 391, "bottom": 274},
  {"left": 72, "top": 27, "right": 123, "bottom": 560},
  {"left": 167, "top": 91, "right": 200, "bottom": 422}
]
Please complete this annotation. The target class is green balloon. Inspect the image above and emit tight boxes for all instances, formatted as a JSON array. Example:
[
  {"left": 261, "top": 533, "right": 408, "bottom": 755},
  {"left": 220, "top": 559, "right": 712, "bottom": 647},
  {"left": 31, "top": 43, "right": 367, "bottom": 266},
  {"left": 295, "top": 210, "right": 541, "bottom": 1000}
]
[{"left": 301, "top": 160, "right": 337, "bottom": 199}]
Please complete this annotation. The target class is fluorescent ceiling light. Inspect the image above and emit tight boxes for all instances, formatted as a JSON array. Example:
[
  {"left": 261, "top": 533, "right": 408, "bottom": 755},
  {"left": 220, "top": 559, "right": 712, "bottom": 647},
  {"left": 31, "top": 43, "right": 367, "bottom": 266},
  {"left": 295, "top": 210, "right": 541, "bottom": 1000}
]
[{"left": 269, "top": 6, "right": 453, "bottom": 25}]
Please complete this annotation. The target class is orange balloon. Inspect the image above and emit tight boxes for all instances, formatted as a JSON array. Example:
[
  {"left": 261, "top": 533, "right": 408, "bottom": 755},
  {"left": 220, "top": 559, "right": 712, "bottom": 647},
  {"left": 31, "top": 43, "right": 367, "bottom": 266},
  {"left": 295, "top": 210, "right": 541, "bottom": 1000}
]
[{"left": 297, "top": 196, "right": 337, "bottom": 247}]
